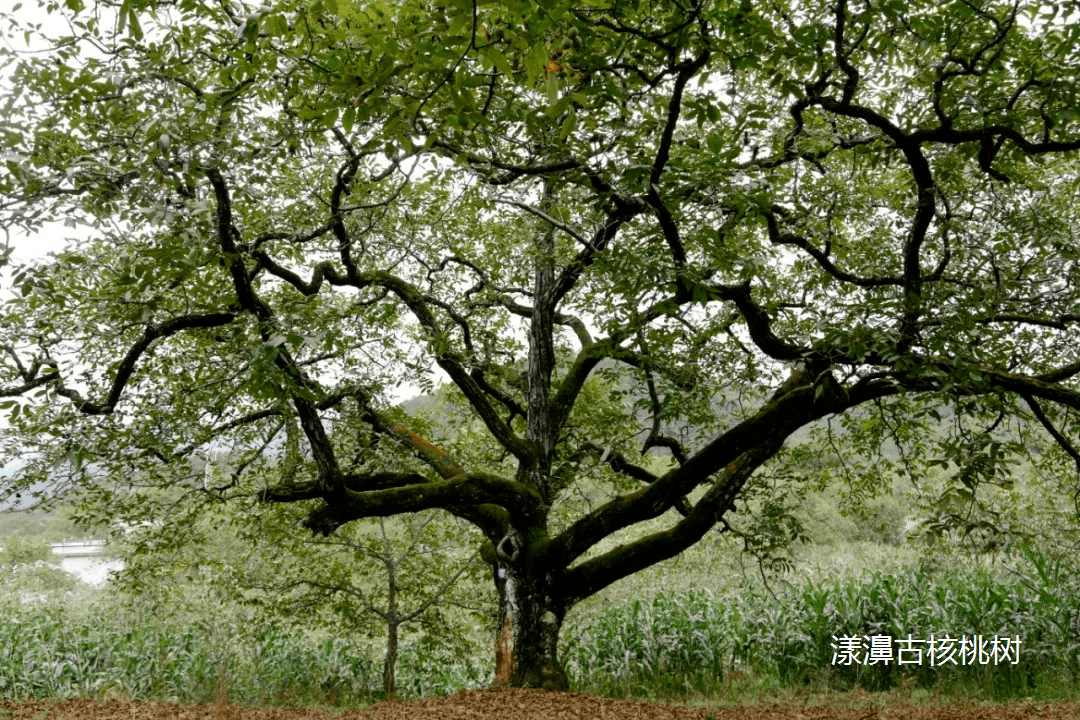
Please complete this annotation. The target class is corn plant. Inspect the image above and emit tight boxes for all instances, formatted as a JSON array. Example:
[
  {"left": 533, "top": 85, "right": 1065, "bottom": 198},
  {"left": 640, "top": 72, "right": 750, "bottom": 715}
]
[
  {"left": 563, "top": 546, "right": 1080, "bottom": 700},
  {"left": 0, "top": 604, "right": 394, "bottom": 706}
]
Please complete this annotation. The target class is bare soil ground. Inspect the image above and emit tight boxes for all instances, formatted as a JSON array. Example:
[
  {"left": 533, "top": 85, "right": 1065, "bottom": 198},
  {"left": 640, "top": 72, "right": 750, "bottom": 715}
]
[{"left": 2, "top": 690, "right": 1078, "bottom": 720}]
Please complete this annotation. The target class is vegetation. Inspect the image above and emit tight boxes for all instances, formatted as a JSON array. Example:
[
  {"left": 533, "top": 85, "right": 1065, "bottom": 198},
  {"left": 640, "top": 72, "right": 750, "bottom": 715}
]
[
  {"left": 110, "top": 500, "right": 494, "bottom": 701},
  {"left": 2, "top": 451, "right": 1078, "bottom": 706},
  {"left": 2, "top": 540, "right": 1078, "bottom": 706},
  {"left": 567, "top": 546, "right": 1080, "bottom": 701},
  {"left": 2, "top": 0, "right": 1080, "bottom": 691},
  {"left": 0, "top": 535, "right": 79, "bottom": 605},
  {"left": 0, "top": 603, "right": 444, "bottom": 705}
]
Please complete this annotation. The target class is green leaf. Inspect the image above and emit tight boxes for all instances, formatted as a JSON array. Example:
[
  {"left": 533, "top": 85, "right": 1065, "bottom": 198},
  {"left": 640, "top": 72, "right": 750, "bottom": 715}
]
[
  {"left": 524, "top": 43, "right": 547, "bottom": 84},
  {"left": 488, "top": 48, "right": 515, "bottom": 78},
  {"left": 558, "top": 110, "right": 576, "bottom": 142},
  {"left": 127, "top": 8, "right": 143, "bottom": 41},
  {"left": 545, "top": 73, "right": 559, "bottom": 105}
]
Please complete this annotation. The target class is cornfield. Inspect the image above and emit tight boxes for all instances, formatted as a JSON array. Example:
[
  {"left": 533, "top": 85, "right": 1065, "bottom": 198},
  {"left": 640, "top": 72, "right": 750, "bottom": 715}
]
[
  {"left": 0, "top": 605, "right": 489, "bottom": 706},
  {"left": 561, "top": 546, "right": 1080, "bottom": 700},
  {"left": 1, "top": 546, "right": 1077, "bottom": 705}
]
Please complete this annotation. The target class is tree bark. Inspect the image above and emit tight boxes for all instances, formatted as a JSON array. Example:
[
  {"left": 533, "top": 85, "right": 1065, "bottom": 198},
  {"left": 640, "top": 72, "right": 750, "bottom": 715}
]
[
  {"left": 380, "top": 544, "right": 397, "bottom": 699},
  {"left": 384, "top": 619, "right": 399, "bottom": 700},
  {"left": 493, "top": 560, "right": 514, "bottom": 685},
  {"left": 493, "top": 181, "right": 569, "bottom": 691},
  {"left": 498, "top": 563, "right": 569, "bottom": 691}
]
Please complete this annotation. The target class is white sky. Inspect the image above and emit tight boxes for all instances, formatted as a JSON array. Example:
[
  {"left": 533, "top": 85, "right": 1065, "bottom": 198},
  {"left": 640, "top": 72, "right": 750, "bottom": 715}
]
[
  {"left": 1, "top": 0, "right": 89, "bottom": 271},
  {"left": 6, "top": 227, "right": 76, "bottom": 263}
]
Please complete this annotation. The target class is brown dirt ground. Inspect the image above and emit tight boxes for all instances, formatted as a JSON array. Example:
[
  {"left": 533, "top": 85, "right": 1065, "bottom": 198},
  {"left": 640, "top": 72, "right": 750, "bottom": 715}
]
[{"left": 1, "top": 690, "right": 1078, "bottom": 720}]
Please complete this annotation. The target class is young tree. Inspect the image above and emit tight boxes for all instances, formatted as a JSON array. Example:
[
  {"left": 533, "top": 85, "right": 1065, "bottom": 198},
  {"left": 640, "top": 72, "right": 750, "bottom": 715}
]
[
  {"left": 113, "top": 488, "right": 490, "bottom": 701},
  {"left": 258, "top": 514, "right": 486, "bottom": 700},
  {"left": 2, "top": 0, "right": 1080, "bottom": 690}
]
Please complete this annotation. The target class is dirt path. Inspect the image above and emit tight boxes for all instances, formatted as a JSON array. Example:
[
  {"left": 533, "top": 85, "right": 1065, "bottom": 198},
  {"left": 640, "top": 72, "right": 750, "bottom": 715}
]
[{"left": 1, "top": 690, "right": 1077, "bottom": 720}]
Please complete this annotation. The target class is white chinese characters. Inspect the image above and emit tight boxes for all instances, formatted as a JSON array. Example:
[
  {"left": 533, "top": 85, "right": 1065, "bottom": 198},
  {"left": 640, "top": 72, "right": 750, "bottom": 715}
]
[{"left": 830, "top": 634, "right": 1023, "bottom": 666}]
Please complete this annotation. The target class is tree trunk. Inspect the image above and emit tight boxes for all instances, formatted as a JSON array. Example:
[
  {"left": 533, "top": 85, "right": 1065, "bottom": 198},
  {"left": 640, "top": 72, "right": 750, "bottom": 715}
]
[
  {"left": 384, "top": 619, "right": 399, "bottom": 699},
  {"left": 384, "top": 552, "right": 399, "bottom": 700},
  {"left": 493, "top": 561, "right": 514, "bottom": 684},
  {"left": 493, "top": 560, "right": 569, "bottom": 690},
  {"left": 488, "top": 180, "right": 569, "bottom": 691}
]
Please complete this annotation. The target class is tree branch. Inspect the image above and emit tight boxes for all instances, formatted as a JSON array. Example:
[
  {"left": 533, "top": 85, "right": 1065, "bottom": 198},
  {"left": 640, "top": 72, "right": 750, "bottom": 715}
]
[
  {"left": 548, "top": 367, "right": 855, "bottom": 568},
  {"left": 562, "top": 433, "right": 784, "bottom": 604},
  {"left": 206, "top": 165, "right": 344, "bottom": 489},
  {"left": 1021, "top": 394, "right": 1080, "bottom": 473},
  {"left": 300, "top": 472, "right": 544, "bottom": 537},
  {"left": 33, "top": 312, "right": 238, "bottom": 414}
]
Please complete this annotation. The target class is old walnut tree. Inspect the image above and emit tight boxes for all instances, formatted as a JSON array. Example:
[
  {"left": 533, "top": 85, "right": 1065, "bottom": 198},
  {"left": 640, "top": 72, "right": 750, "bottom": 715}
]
[{"left": 3, "top": 0, "right": 1080, "bottom": 690}]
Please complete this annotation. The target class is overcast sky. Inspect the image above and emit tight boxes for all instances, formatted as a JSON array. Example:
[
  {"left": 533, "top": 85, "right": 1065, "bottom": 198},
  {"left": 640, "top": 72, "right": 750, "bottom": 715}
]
[
  {"left": 1, "top": 0, "right": 87, "bottom": 268},
  {"left": 6, "top": 227, "right": 77, "bottom": 264}
]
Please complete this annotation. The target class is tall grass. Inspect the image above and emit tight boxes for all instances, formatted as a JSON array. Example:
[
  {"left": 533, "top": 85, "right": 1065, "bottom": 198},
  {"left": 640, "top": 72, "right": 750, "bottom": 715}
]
[
  {"left": 562, "top": 547, "right": 1080, "bottom": 701},
  {"left": 0, "top": 603, "right": 490, "bottom": 706},
  {"left": 2, "top": 546, "right": 1077, "bottom": 706}
]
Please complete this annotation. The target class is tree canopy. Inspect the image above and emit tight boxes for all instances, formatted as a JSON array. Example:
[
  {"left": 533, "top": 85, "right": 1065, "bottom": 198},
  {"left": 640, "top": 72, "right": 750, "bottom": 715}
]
[{"left": 2, "top": 0, "right": 1080, "bottom": 690}]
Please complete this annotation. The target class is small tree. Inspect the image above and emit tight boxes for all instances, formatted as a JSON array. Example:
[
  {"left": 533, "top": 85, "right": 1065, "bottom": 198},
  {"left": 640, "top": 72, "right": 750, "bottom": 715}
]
[
  {"left": 232, "top": 511, "right": 487, "bottom": 700},
  {"left": 3, "top": 0, "right": 1080, "bottom": 689},
  {"left": 107, "top": 408, "right": 493, "bottom": 700}
]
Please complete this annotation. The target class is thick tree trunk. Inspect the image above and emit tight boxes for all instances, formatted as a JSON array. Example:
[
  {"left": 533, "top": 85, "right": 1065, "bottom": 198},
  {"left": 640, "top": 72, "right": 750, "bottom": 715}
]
[
  {"left": 492, "top": 560, "right": 569, "bottom": 690},
  {"left": 488, "top": 181, "right": 569, "bottom": 691}
]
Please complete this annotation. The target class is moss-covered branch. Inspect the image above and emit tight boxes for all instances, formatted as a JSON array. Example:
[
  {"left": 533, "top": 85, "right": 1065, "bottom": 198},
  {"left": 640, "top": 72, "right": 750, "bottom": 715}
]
[{"left": 301, "top": 472, "right": 544, "bottom": 537}]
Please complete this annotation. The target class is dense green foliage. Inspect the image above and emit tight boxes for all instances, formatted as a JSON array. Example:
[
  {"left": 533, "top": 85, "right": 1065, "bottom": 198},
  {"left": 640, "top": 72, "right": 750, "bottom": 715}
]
[
  {"left": 0, "top": 603, "right": 485, "bottom": 704},
  {"left": 0, "top": 536, "right": 79, "bottom": 603},
  {"left": 107, "top": 496, "right": 495, "bottom": 699},
  {"left": 0, "top": 520, "right": 490, "bottom": 705}
]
